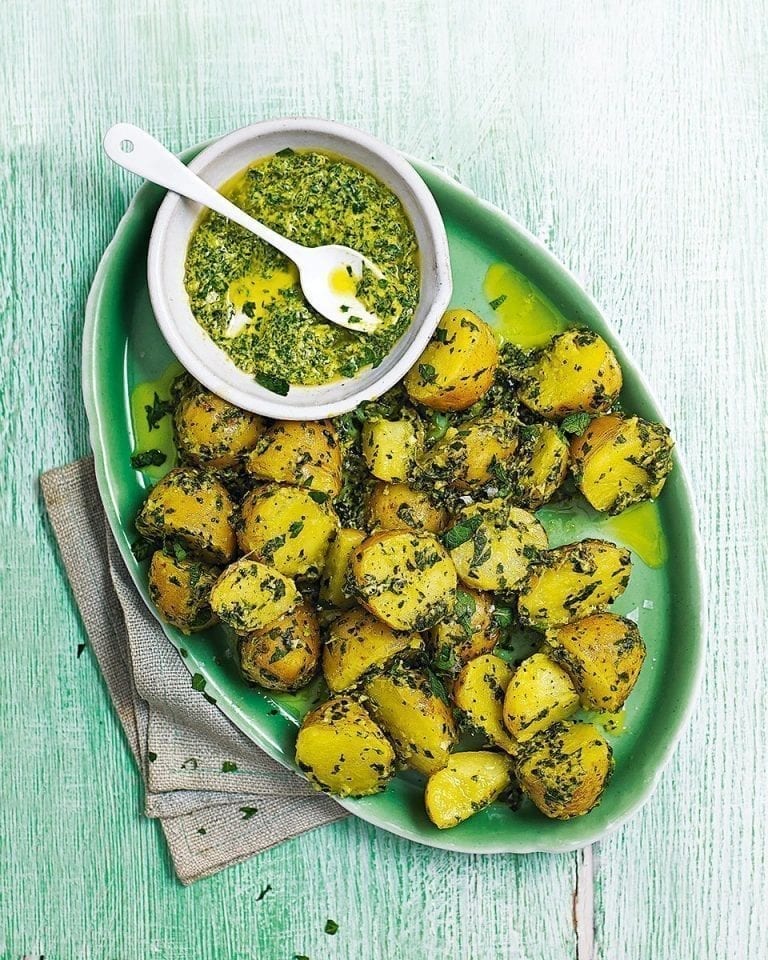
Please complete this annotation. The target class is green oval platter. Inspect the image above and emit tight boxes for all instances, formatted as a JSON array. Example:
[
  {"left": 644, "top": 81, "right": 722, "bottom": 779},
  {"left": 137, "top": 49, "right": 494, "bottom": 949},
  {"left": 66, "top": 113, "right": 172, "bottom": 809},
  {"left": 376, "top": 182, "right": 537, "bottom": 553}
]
[{"left": 82, "top": 141, "right": 703, "bottom": 853}]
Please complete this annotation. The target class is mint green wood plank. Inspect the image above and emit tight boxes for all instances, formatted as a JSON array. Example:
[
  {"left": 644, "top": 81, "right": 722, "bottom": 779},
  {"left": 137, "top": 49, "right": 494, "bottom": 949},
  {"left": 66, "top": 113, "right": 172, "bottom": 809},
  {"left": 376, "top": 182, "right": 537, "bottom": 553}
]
[{"left": 1, "top": 2, "right": 581, "bottom": 958}]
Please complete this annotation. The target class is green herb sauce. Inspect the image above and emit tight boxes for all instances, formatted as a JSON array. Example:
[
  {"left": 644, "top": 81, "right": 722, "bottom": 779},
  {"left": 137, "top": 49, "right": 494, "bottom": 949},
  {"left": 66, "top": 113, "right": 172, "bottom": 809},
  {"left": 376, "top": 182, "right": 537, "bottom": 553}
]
[{"left": 184, "top": 149, "right": 420, "bottom": 385}]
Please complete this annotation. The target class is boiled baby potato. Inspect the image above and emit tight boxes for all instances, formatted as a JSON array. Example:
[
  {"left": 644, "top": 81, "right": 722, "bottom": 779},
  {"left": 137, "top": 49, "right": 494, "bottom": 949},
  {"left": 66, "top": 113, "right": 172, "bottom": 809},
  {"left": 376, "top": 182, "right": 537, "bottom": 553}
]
[
  {"left": 448, "top": 499, "right": 547, "bottom": 592},
  {"left": 570, "top": 414, "right": 674, "bottom": 513},
  {"left": 361, "top": 414, "right": 422, "bottom": 482},
  {"left": 246, "top": 419, "right": 342, "bottom": 496},
  {"left": 318, "top": 528, "right": 366, "bottom": 609},
  {"left": 238, "top": 484, "right": 338, "bottom": 579},
  {"left": 323, "top": 607, "right": 422, "bottom": 693},
  {"left": 502, "top": 652, "right": 580, "bottom": 741},
  {"left": 364, "top": 665, "right": 458, "bottom": 775},
  {"left": 136, "top": 467, "right": 237, "bottom": 564},
  {"left": 516, "top": 720, "right": 614, "bottom": 819},
  {"left": 419, "top": 409, "right": 518, "bottom": 488},
  {"left": 518, "top": 539, "right": 631, "bottom": 630},
  {"left": 174, "top": 387, "right": 264, "bottom": 468},
  {"left": 295, "top": 696, "right": 396, "bottom": 797},
  {"left": 365, "top": 482, "right": 448, "bottom": 535},
  {"left": 517, "top": 329, "right": 622, "bottom": 419},
  {"left": 351, "top": 531, "right": 457, "bottom": 631},
  {"left": 210, "top": 559, "right": 299, "bottom": 633},
  {"left": 546, "top": 613, "right": 646, "bottom": 711},
  {"left": 452, "top": 654, "right": 517, "bottom": 754},
  {"left": 404, "top": 309, "right": 499, "bottom": 411},
  {"left": 425, "top": 751, "right": 514, "bottom": 829},
  {"left": 238, "top": 600, "right": 321, "bottom": 691},
  {"left": 148, "top": 550, "right": 220, "bottom": 633},
  {"left": 514, "top": 422, "right": 569, "bottom": 508},
  {"left": 429, "top": 587, "right": 499, "bottom": 674}
]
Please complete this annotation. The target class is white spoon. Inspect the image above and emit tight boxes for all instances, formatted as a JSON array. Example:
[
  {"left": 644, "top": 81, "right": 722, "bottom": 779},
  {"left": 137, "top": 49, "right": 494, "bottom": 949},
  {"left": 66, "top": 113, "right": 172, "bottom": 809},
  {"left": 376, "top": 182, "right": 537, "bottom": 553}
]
[{"left": 103, "top": 123, "right": 384, "bottom": 334}]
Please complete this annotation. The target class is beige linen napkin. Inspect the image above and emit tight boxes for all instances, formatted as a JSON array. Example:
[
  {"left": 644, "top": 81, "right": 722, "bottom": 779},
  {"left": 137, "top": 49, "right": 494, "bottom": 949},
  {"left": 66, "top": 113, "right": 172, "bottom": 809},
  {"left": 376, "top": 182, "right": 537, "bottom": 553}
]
[{"left": 41, "top": 457, "right": 347, "bottom": 884}]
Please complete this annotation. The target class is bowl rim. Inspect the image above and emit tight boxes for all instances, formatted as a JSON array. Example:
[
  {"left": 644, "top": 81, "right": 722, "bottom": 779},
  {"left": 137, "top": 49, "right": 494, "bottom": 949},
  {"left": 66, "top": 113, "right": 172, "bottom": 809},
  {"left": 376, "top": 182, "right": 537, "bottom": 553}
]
[{"left": 146, "top": 116, "right": 452, "bottom": 419}]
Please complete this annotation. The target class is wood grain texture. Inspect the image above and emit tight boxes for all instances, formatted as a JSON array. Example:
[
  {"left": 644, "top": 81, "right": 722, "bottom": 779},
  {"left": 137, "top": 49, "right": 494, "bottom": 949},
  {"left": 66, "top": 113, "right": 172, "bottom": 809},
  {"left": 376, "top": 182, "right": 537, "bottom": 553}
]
[{"left": 0, "top": 0, "right": 765, "bottom": 957}]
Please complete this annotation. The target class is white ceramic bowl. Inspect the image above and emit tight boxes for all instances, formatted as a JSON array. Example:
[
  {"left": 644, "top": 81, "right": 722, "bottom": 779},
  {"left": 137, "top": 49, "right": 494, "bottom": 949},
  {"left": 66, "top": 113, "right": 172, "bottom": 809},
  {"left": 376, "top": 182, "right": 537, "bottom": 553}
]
[{"left": 147, "top": 118, "right": 452, "bottom": 419}]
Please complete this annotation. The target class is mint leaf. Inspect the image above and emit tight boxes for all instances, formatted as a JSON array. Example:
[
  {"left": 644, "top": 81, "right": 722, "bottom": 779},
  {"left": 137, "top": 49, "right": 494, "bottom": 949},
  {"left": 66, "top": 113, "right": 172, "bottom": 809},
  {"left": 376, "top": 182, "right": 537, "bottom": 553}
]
[{"left": 560, "top": 412, "right": 591, "bottom": 435}]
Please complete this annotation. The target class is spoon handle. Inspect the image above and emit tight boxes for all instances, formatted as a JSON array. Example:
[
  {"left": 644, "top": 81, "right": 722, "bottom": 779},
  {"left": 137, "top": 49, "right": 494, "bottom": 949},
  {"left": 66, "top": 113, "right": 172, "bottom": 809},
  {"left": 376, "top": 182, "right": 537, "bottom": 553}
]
[{"left": 103, "top": 123, "right": 306, "bottom": 263}]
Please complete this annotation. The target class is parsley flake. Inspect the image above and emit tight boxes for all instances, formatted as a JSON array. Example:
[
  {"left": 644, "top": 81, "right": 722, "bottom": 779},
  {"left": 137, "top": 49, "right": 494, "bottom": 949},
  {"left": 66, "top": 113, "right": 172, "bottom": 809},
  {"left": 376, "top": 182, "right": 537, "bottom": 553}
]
[
  {"left": 255, "top": 371, "right": 290, "bottom": 396},
  {"left": 324, "top": 919, "right": 339, "bottom": 935},
  {"left": 130, "top": 449, "right": 167, "bottom": 469}
]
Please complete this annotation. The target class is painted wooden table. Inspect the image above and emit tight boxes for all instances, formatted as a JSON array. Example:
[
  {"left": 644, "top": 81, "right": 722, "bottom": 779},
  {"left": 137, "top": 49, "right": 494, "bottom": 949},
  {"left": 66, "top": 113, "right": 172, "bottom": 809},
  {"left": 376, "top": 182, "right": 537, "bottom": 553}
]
[{"left": 2, "top": 1, "right": 766, "bottom": 957}]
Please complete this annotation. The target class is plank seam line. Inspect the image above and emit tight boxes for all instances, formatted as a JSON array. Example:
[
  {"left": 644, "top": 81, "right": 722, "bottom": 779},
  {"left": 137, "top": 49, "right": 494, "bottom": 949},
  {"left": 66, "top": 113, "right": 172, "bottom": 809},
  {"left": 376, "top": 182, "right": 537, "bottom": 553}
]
[{"left": 574, "top": 844, "right": 595, "bottom": 960}]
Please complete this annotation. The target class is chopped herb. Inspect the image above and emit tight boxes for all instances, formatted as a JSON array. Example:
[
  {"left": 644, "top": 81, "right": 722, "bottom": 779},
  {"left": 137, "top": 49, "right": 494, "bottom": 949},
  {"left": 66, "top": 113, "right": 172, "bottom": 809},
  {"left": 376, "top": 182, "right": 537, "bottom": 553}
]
[
  {"left": 308, "top": 490, "right": 329, "bottom": 504},
  {"left": 294, "top": 956, "right": 310, "bottom": 960},
  {"left": 131, "top": 537, "right": 156, "bottom": 562},
  {"left": 76, "top": 642, "right": 86, "bottom": 658},
  {"left": 443, "top": 515, "right": 483, "bottom": 551},
  {"left": 181, "top": 757, "right": 199, "bottom": 770},
  {"left": 203, "top": 693, "right": 218, "bottom": 705},
  {"left": 197, "top": 827, "right": 206, "bottom": 835},
  {"left": 560, "top": 412, "right": 591, "bottom": 435},
  {"left": 418, "top": 363, "right": 438, "bottom": 384},
  {"left": 289, "top": 520, "right": 305, "bottom": 538},
  {"left": 240, "top": 806, "right": 259, "bottom": 820},
  {"left": 144, "top": 391, "right": 174, "bottom": 431},
  {"left": 222, "top": 760, "right": 238, "bottom": 773},
  {"left": 324, "top": 919, "right": 339, "bottom": 935},
  {"left": 130, "top": 449, "right": 167, "bottom": 469},
  {"left": 425, "top": 668, "right": 449, "bottom": 705},
  {"left": 147, "top": 751, "right": 157, "bottom": 763},
  {"left": 489, "top": 293, "right": 508, "bottom": 310},
  {"left": 276, "top": 147, "right": 295, "bottom": 157},
  {"left": 492, "top": 605, "right": 514, "bottom": 629},
  {"left": 170, "top": 540, "right": 188, "bottom": 562},
  {"left": 453, "top": 589, "right": 477, "bottom": 637},
  {"left": 191, "top": 673, "right": 206, "bottom": 692},
  {"left": 255, "top": 371, "right": 290, "bottom": 396},
  {"left": 256, "top": 884, "right": 272, "bottom": 901}
]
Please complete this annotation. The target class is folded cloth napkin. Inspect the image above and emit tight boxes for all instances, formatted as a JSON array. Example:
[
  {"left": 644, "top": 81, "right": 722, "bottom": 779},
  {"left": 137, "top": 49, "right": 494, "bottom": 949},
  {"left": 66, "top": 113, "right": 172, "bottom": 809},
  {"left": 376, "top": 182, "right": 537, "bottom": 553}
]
[{"left": 41, "top": 457, "right": 347, "bottom": 884}]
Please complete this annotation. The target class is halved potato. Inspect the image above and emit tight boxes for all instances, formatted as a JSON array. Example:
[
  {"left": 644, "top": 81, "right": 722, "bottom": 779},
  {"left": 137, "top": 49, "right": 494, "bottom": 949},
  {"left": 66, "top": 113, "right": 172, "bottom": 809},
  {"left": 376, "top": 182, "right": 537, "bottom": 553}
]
[
  {"left": 518, "top": 539, "right": 631, "bottom": 630},
  {"left": 237, "top": 484, "right": 339, "bottom": 579},
  {"left": 323, "top": 608, "right": 422, "bottom": 692},
  {"left": 210, "top": 559, "right": 299, "bottom": 632},
  {"left": 546, "top": 613, "right": 646, "bottom": 711},
  {"left": 517, "top": 330, "right": 622, "bottom": 419},
  {"left": 351, "top": 531, "right": 457, "bottom": 631},
  {"left": 448, "top": 499, "right": 547, "bottom": 592},
  {"left": 514, "top": 423, "right": 569, "bottom": 508},
  {"left": 361, "top": 415, "right": 422, "bottom": 483},
  {"left": 148, "top": 550, "right": 220, "bottom": 633},
  {"left": 404, "top": 309, "right": 499, "bottom": 411},
  {"left": 238, "top": 600, "right": 321, "bottom": 691},
  {"left": 452, "top": 654, "right": 517, "bottom": 754},
  {"left": 246, "top": 419, "right": 342, "bottom": 496},
  {"left": 570, "top": 414, "right": 674, "bottom": 513},
  {"left": 318, "top": 528, "right": 366, "bottom": 609},
  {"left": 429, "top": 587, "right": 499, "bottom": 674},
  {"left": 516, "top": 720, "right": 614, "bottom": 819},
  {"left": 364, "top": 665, "right": 458, "bottom": 775},
  {"left": 418, "top": 409, "right": 518, "bottom": 488},
  {"left": 502, "top": 652, "right": 580, "bottom": 741},
  {"left": 136, "top": 467, "right": 237, "bottom": 564},
  {"left": 174, "top": 388, "right": 264, "bottom": 468},
  {"left": 365, "top": 482, "right": 448, "bottom": 535},
  {"left": 425, "top": 751, "right": 513, "bottom": 829},
  {"left": 295, "top": 696, "right": 396, "bottom": 797}
]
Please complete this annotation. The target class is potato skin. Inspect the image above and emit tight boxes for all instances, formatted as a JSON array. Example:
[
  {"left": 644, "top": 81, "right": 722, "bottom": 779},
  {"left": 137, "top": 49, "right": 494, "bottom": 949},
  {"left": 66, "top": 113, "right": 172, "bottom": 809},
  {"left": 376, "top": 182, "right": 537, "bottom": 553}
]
[
  {"left": 516, "top": 720, "right": 614, "bottom": 819},
  {"left": 452, "top": 654, "right": 517, "bottom": 754},
  {"left": 319, "top": 528, "right": 366, "bottom": 609},
  {"left": 514, "top": 423, "right": 569, "bottom": 508},
  {"left": 239, "top": 600, "right": 321, "bottom": 691},
  {"left": 425, "top": 751, "right": 513, "bottom": 829},
  {"left": 429, "top": 588, "right": 499, "bottom": 674},
  {"left": 295, "top": 696, "right": 396, "bottom": 797},
  {"left": 365, "top": 482, "right": 448, "bottom": 535},
  {"left": 210, "top": 559, "right": 299, "bottom": 633},
  {"left": 148, "top": 550, "right": 220, "bottom": 633},
  {"left": 246, "top": 419, "right": 342, "bottom": 496},
  {"left": 351, "top": 531, "right": 457, "bottom": 632},
  {"left": 237, "top": 483, "right": 339, "bottom": 579},
  {"left": 419, "top": 409, "right": 518, "bottom": 488},
  {"left": 517, "top": 329, "right": 622, "bottom": 419},
  {"left": 323, "top": 607, "right": 423, "bottom": 693},
  {"left": 546, "top": 613, "right": 646, "bottom": 711},
  {"left": 518, "top": 539, "right": 632, "bottom": 630},
  {"left": 364, "top": 665, "right": 458, "bottom": 775},
  {"left": 502, "top": 652, "right": 580, "bottom": 741},
  {"left": 448, "top": 500, "right": 548, "bottom": 592},
  {"left": 174, "top": 387, "right": 264, "bottom": 468},
  {"left": 136, "top": 467, "right": 237, "bottom": 564},
  {"left": 570, "top": 414, "right": 674, "bottom": 514},
  {"left": 361, "top": 416, "right": 421, "bottom": 483},
  {"left": 404, "top": 309, "right": 499, "bottom": 411}
]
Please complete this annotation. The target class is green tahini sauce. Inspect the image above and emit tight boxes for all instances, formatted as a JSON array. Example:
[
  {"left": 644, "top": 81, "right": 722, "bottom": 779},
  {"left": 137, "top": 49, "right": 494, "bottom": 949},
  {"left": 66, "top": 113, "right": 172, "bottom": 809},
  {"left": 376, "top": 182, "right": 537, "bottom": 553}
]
[{"left": 184, "top": 149, "right": 420, "bottom": 386}]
